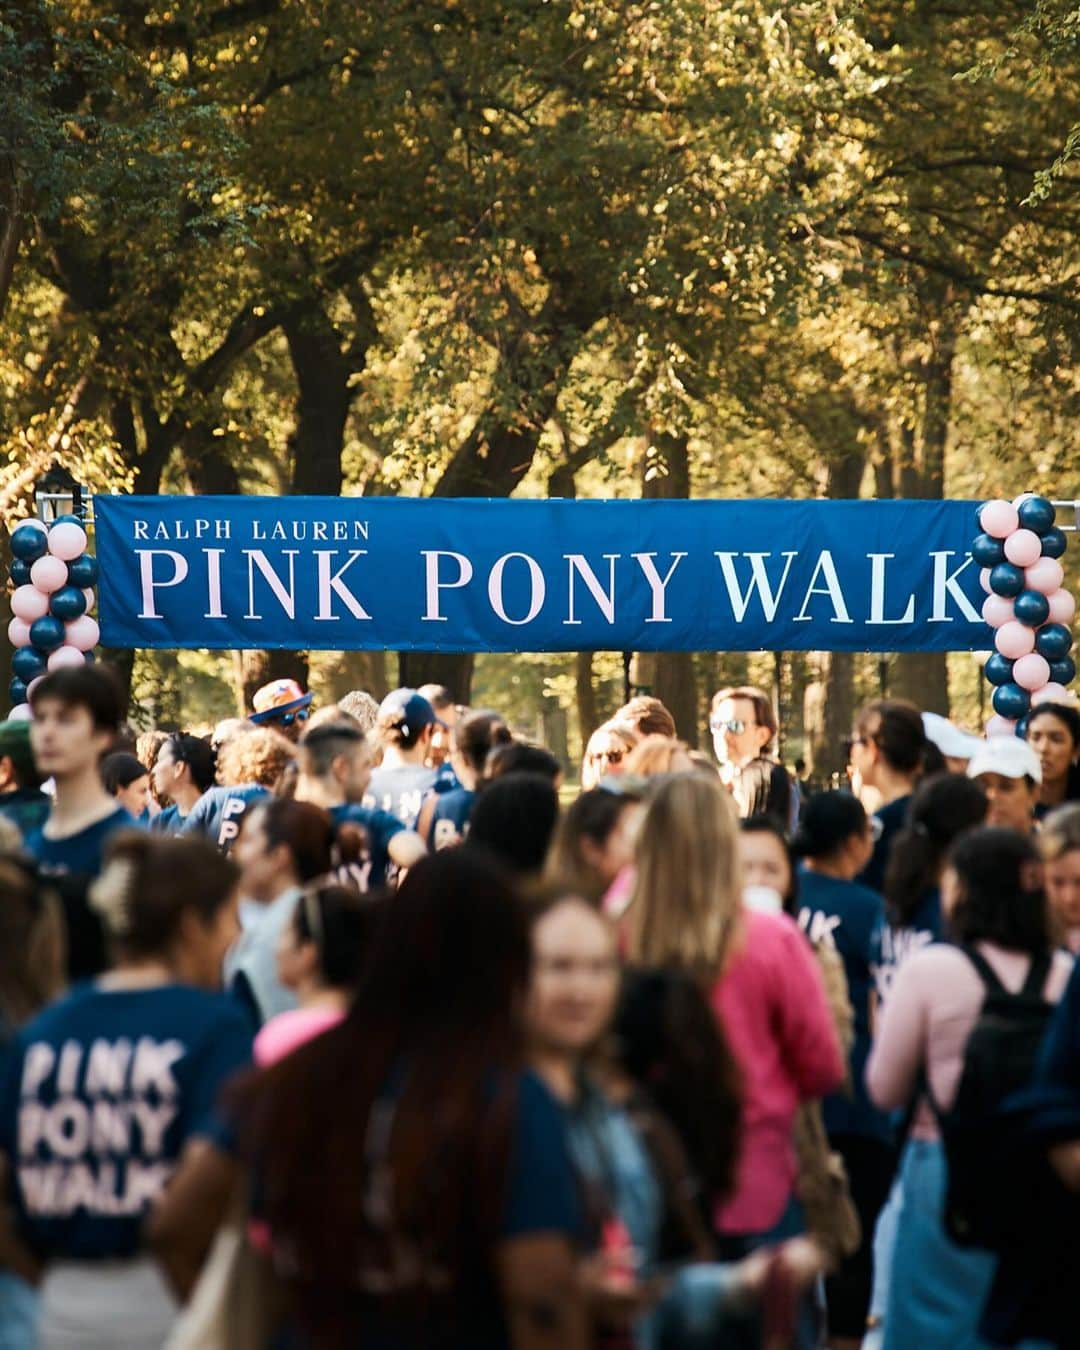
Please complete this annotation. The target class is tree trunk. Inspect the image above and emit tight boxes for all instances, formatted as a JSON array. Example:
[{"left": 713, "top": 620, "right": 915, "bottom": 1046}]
[
  {"left": 234, "top": 649, "right": 311, "bottom": 714},
  {"left": 285, "top": 301, "right": 353, "bottom": 496},
  {"left": 397, "top": 652, "right": 475, "bottom": 703},
  {"left": 575, "top": 651, "right": 597, "bottom": 758}
]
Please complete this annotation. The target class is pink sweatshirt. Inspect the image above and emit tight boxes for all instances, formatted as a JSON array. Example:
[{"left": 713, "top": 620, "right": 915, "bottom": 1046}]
[
  {"left": 866, "top": 941, "right": 1074, "bottom": 1139},
  {"left": 711, "top": 908, "right": 845, "bottom": 1234}
]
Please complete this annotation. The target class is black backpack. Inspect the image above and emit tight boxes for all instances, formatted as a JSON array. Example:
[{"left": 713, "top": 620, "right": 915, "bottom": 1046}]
[{"left": 928, "top": 945, "right": 1054, "bottom": 1250}]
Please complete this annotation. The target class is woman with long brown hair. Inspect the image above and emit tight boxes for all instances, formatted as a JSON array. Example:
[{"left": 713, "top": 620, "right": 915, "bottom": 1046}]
[
  {"left": 202, "top": 849, "right": 585, "bottom": 1350},
  {"left": 629, "top": 775, "right": 842, "bottom": 1343}
]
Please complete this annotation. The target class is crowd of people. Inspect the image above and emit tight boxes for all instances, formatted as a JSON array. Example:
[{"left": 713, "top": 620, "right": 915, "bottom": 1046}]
[{"left": 0, "top": 666, "right": 1077, "bottom": 1349}]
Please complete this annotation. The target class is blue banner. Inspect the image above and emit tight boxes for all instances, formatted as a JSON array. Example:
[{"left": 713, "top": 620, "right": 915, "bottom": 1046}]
[{"left": 93, "top": 495, "right": 989, "bottom": 653}]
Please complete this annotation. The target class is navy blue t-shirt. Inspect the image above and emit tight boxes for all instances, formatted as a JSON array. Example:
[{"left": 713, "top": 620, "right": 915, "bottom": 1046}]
[
  {"left": 330, "top": 803, "right": 405, "bottom": 890},
  {"left": 798, "top": 867, "right": 890, "bottom": 1141},
  {"left": 874, "top": 886, "right": 942, "bottom": 1004},
  {"left": 427, "top": 787, "right": 476, "bottom": 850},
  {"left": 0, "top": 982, "right": 253, "bottom": 1261},
  {"left": 181, "top": 783, "right": 268, "bottom": 852},
  {"left": 25, "top": 807, "right": 138, "bottom": 981},
  {"left": 858, "top": 794, "right": 911, "bottom": 894},
  {"left": 149, "top": 803, "right": 184, "bottom": 835}
]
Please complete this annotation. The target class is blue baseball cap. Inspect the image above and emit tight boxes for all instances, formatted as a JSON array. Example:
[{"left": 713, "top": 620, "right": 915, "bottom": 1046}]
[{"left": 377, "top": 688, "right": 443, "bottom": 737}]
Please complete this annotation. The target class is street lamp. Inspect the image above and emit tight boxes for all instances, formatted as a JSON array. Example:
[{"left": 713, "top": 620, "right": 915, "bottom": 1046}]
[{"left": 34, "top": 462, "right": 84, "bottom": 525}]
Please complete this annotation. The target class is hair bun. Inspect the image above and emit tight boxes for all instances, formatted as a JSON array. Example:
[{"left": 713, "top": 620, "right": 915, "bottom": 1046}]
[{"left": 88, "top": 856, "right": 138, "bottom": 937}]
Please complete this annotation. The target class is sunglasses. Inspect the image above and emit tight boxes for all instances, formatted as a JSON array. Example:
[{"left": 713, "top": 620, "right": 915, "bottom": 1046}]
[
  {"left": 275, "top": 707, "right": 311, "bottom": 728},
  {"left": 710, "top": 717, "right": 750, "bottom": 735},
  {"left": 589, "top": 748, "right": 624, "bottom": 764}
]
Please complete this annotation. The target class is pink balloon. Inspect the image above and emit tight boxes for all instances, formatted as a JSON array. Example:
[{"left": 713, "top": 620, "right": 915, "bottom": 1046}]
[
  {"left": 996, "top": 620, "right": 1037, "bottom": 659},
  {"left": 64, "top": 615, "right": 99, "bottom": 652},
  {"left": 1012, "top": 492, "right": 1038, "bottom": 510},
  {"left": 981, "top": 499, "right": 1020, "bottom": 539},
  {"left": 29, "top": 554, "right": 69, "bottom": 594},
  {"left": 986, "top": 715, "right": 1017, "bottom": 738},
  {"left": 1013, "top": 653, "right": 1051, "bottom": 691},
  {"left": 10, "top": 585, "right": 50, "bottom": 622},
  {"left": 82, "top": 589, "right": 96, "bottom": 612},
  {"left": 1032, "top": 683, "right": 1070, "bottom": 707},
  {"left": 979, "top": 567, "right": 993, "bottom": 594},
  {"left": 6, "top": 617, "right": 31, "bottom": 648},
  {"left": 47, "top": 521, "right": 88, "bottom": 562},
  {"left": 1003, "top": 529, "right": 1043, "bottom": 568},
  {"left": 1025, "top": 557, "right": 1065, "bottom": 595},
  {"left": 47, "top": 645, "right": 85, "bottom": 672},
  {"left": 25, "top": 676, "right": 45, "bottom": 701},
  {"left": 1047, "top": 589, "right": 1076, "bottom": 625},
  {"left": 13, "top": 517, "right": 47, "bottom": 535},
  {"left": 6, "top": 703, "right": 32, "bottom": 722},
  {"left": 982, "top": 594, "right": 1015, "bottom": 628}
]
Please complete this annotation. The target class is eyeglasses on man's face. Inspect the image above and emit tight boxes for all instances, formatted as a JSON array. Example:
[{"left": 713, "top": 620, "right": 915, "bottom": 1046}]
[
  {"left": 274, "top": 707, "right": 310, "bottom": 728},
  {"left": 588, "top": 747, "right": 624, "bottom": 765},
  {"left": 710, "top": 717, "right": 751, "bottom": 736}
]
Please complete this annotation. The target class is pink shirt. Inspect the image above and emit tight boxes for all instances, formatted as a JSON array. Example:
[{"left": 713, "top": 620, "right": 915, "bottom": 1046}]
[
  {"left": 866, "top": 942, "right": 1074, "bottom": 1139},
  {"left": 711, "top": 908, "right": 845, "bottom": 1234},
  {"left": 253, "top": 1005, "right": 346, "bottom": 1066}
]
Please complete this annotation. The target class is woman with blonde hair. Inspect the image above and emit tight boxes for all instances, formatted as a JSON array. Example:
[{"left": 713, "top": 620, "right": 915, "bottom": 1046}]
[
  {"left": 622, "top": 734, "right": 695, "bottom": 778},
  {"left": 581, "top": 720, "right": 639, "bottom": 790},
  {"left": 629, "top": 774, "right": 843, "bottom": 1345},
  {"left": 1039, "top": 801, "right": 1080, "bottom": 953}
]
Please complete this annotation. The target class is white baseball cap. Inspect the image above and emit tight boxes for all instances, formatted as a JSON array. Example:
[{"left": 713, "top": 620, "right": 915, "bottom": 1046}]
[
  {"left": 966, "top": 736, "right": 1043, "bottom": 785},
  {"left": 922, "top": 712, "right": 984, "bottom": 763}
]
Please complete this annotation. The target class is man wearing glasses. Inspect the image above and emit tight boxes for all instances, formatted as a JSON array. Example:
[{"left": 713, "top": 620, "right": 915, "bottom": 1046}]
[
  {"left": 710, "top": 685, "right": 792, "bottom": 825},
  {"left": 249, "top": 677, "right": 314, "bottom": 743}
]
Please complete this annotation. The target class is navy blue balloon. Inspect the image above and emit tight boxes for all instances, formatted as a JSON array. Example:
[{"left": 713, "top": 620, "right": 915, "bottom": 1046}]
[
  {"left": 11, "top": 647, "right": 46, "bottom": 682},
  {"left": 8, "top": 678, "right": 27, "bottom": 706},
  {"left": 49, "top": 585, "right": 87, "bottom": 622},
  {"left": 1035, "top": 624, "right": 1074, "bottom": 660},
  {"left": 65, "top": 553, "right": 98, "bottom": 587},
  {"left": 8, "top": 559, "right": 30, "bottom": 586},
  {"left": 1039, "top": 526, "right": 1067, "bottom": 560},
  {"left": 1049, "top": 656, "right": 1077, "bottom": 687},
  {"left": 1015, "top": 715, "right": 1031, "bottom": 739},
  {"left": 990, "top": 562, "right": 1025, "bottom": 598},
  {"left": 984, "top": 653, "right": 1015, "bottom": 687},
  {"left": 1018, "top": 496, "right": 1056, "bottom": 534},
  {"left": 993, "top": 683, "right": 1031, "bottom": 720},
  {"left": 29, "top": 615, "right": 65, "bottom": 653},
  {"left": 1014, "top": 589, "right": 1051, "bottom": 628},
  {"left": 10, "top": 524, "right": 48, "bottom": 562},
  {"left": 972, "top": 533, "right": 1006, "bottom": 567},
  {"left": 50, "top": 513, "right": 83, "bottom": 528}
]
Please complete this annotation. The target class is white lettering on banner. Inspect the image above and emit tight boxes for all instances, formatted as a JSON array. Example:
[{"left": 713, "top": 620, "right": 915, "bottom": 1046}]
[
  {"left": 564, "top": 555, "right": 619, "bottom": 626},
  {"left": 714, "top": 552, "right": 798, "bottom": 622},
  {"left": 244, "top": 549, "right": 299, "bottom": 620},
  {"left": 632, "top": 552, "right": 687, "bottom": 623},
  {"left": 253, "top": 520, "right": 369, "bottom": 542},
  {"left": 137, "top": 550, "right": 189, "bottom": 620},
  {"left": 488, "top": 553, "right": 546, "bottom": 626},
  {"left": 930, "top": 552, "right": 981, "bottom": 623},
  {"left": 794, "top": 551, "right": 853, "bottom": 624},
  {"left": 422, "top": 551, "right": 474, "bottom": 622},
  {"left": 867, "top": 554, "right": 917, "bottom": 625},
  {"left": 314, "top": 550, "right": 371, "bottom": 621},
  {"left": 204, "top": 549, "right": 226, "bottom": 620}
]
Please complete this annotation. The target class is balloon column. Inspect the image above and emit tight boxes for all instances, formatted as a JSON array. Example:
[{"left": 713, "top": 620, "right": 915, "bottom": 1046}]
[
  {"left": 975, "top": 494, "right": 1075, "bottom": 737},
  {"left": 7, "top": 516, "right": 99, "bottom": 721}
]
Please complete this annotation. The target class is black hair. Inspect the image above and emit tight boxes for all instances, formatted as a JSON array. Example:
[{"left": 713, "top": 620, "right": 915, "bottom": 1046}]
[
  {"left": 293, "top": 884, "right": 381, "bottom": 990},
  {"left": 100, "top": 752, "right": 148, "bottom": 794},
  {"left": 884, "top": 774, "right": 987, "bottom": 927},
  {"left": 613, "top": 967, "right": 742, "bottom": 1205},
  {"left": 250, "top": 798, "right": 335, "bottom": 883},
  {"left": 90, "top": 831, "right": 239, "bottom": 960},
  {"left": 946, "top": 827, "right": 1052, "bottom": 956},
  {"left": 740, "top": 815, "right": 799, "bottom": 914},
  {"left": 855, "top": 699, "right": 927, "bottom": 774},
  {"left": 30, "top": 665, "right": 124, "bottom": 734},
  {"left": 791, "top": 790, "right": 867, "bottom": 861},
  {"left": 300, "top": 721, "right": 366, "bottom": 778},
  {"left": 484, "top": 741, "right": 561, "bottom": 783},
  {"left": 1026, "top": 703, "right": 1080, "bottom": 750},
  {"left": 468, "top": 772, "right": 560, "bottom": 876},
  {"left": 454, "top": 709, "right": 512, "bottom": 775},
  {"left": 163, "top": 733, "right": 217, "bottom": 793}
]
